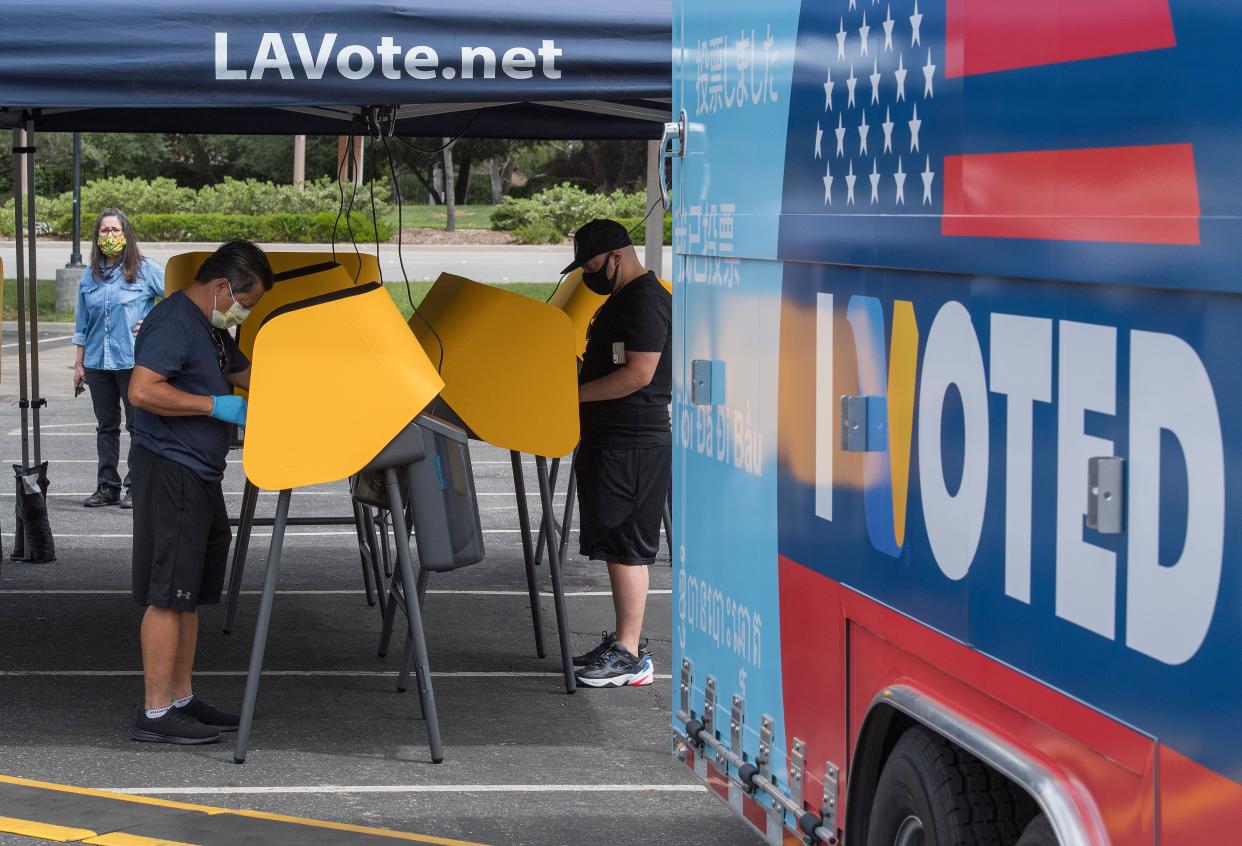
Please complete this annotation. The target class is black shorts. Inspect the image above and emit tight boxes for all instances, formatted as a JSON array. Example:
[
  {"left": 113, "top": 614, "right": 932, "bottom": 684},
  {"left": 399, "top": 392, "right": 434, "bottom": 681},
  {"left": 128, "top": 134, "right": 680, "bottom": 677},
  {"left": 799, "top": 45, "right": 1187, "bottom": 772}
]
[
  {"left": 575, "top": 445, "right": 671, "bottom": 566},
  {"left": 131, "top": 444, "right": 231, "bottom": 611}
]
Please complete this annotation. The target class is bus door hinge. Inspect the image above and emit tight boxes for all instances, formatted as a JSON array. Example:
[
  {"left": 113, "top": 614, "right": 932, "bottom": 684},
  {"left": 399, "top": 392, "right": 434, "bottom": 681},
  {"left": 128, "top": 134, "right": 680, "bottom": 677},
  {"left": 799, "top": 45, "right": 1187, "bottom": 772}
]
[
  {"left": 789, "top": 738, "right": 807, "bottom": 810},
  {"left": 758, "top": 714, "right": 774, "bottom": 784},
  {"left": 730, "top": 694, "right": 745, "bottom": 761},
  {"left": 679, "top": 657, "right": 692, "bottom": 719},
  {"left": 821, "top": 762, "right": 841, "bottom": 839}
]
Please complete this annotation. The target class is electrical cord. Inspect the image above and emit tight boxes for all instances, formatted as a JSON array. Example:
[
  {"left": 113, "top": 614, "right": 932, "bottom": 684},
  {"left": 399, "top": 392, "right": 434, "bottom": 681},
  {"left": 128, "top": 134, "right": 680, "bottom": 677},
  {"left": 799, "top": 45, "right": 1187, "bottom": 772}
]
[
  {"left": 330, "top": 122, "right": 366, "bottom": 282},
  {"left": 628, "top": 194, "right": 664, "bottom": 240},
  {"left": 394, "top": 112, "right": 483, "bottom": 157},
  {"left": 545, "top": 196, "right": 665, "bottom": 304},
  {"left": 381, "top": 132, "right": 446, "bottom": 373}
]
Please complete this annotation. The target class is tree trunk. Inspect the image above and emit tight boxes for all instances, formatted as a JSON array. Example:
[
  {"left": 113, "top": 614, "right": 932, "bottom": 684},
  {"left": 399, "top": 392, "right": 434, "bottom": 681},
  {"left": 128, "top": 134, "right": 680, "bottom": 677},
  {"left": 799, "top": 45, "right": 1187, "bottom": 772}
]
[
  {"left": 453, "top": 153, "right": 472, "bottom": 205},
  {"left": 409, "top": 162, "right": 442, "bottom": 206},
  {"left": 487, "top": 158, "right": 504, "bottom": 203},
  {"left": 500, "top": 158, "right": 517, "bottom": 194},
  {"left": 442, "top": 140, "right": 457, "bottom": 231}
]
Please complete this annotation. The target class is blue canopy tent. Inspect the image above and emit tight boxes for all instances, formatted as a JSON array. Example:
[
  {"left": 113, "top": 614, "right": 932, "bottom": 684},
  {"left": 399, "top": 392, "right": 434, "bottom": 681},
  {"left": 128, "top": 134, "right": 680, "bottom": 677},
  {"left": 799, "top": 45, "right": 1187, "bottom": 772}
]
[
  {"left": 0, "top": 1, "right": 674, "bottom": 758},
  {"left": 0, "top": 0, "right": 672, "bottom": 497}
]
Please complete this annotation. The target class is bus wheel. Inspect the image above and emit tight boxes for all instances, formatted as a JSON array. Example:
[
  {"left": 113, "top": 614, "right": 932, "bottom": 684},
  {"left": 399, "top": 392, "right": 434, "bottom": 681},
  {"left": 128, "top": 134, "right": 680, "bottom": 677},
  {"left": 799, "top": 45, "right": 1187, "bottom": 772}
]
[
  {"left": 865, "top": 726, "right": 1029, "bottom": 846},
  {"left": 1016, "top": 815, "right": 1057, "bottom": 846}
]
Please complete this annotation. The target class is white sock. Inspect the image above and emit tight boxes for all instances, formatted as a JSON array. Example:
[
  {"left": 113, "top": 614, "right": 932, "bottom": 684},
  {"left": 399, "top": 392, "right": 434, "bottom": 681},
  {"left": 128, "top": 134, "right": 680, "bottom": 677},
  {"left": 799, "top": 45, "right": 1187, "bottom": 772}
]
[
  {"left": 145, "top": 706, "right": 170, "bottom": 719},
  {"left": 172, "top": 694, "right": 194, "bottom": 708}
]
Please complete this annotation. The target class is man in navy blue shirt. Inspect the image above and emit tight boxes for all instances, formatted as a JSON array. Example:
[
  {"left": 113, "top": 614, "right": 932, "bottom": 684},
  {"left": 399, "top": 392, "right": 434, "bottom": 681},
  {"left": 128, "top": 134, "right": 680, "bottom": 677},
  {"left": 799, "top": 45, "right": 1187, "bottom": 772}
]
[{"left": 127, "top": 240, "right": 273, "bottom": 745}]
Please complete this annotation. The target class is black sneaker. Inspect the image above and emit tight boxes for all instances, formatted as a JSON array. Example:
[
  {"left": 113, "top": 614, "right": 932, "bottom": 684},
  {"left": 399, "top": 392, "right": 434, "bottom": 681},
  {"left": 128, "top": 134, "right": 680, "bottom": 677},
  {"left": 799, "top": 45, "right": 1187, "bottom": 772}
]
[
  {"left": 132, "top": 708, "right": 221, "bottom": 744},
  {"left": 175, "top": 696, "right": 239, "bottom": 732},
  {"left": 575, "top": 644, "right": 655, "bottom": 688},
  {"left": 83, "top": 486, "right": 120, "bottom": 508},
  {"left": 573, "top": 631, "right": 650, "bottom": 667},
  {"left": 120, "top": 489, "right": 133, "bottom": 510}
]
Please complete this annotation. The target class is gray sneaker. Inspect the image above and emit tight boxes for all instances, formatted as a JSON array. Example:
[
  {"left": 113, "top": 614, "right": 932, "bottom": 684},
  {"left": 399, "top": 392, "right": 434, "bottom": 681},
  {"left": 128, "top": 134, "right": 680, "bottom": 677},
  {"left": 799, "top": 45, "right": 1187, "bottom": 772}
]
[
  {"left": 132, "top": 708, "right": 221, "bottom": 745},
  {"left": 573, "top": 631, "right": 650, "bottom": 667},
  {"left": 83, "top": 486, "right": 120, "bottom": 508}
]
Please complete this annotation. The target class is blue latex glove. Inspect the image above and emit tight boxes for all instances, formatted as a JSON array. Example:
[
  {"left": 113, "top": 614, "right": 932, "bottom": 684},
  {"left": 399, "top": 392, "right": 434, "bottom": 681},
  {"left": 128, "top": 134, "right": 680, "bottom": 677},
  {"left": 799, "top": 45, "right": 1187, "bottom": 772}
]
[{"left": 209, "top": 395, "right": 248, "bottom": 427}]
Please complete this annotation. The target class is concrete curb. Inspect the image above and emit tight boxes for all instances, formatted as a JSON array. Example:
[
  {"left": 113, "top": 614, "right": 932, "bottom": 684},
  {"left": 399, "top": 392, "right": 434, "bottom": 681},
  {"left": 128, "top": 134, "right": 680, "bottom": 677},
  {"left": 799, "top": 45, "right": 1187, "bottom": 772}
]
[{"left": 2, "top": 321, "right": 76, "bottom": 333}]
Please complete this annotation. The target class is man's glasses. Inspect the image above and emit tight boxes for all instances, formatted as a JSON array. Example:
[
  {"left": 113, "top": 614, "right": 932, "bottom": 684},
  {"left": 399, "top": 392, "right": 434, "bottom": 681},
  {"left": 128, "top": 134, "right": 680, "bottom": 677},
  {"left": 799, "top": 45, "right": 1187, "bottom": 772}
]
[{"left": 210, "top": 329, "right": 229, "bottom": 374}]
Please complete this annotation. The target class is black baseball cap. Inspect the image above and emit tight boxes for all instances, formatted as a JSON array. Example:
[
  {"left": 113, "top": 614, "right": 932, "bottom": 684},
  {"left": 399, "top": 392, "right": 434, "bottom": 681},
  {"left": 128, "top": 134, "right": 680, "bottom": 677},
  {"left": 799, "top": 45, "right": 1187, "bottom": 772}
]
[{"left": 561, "top": 219, "right": 632, "bottom": 274}]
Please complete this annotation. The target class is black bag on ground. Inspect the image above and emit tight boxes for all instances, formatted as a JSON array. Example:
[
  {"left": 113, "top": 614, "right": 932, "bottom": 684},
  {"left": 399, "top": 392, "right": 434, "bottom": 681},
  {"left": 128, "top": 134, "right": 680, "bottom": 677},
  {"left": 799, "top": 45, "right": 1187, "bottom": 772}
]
[{"left": 12, "top": 462, "right": 55, "bottom": 563}]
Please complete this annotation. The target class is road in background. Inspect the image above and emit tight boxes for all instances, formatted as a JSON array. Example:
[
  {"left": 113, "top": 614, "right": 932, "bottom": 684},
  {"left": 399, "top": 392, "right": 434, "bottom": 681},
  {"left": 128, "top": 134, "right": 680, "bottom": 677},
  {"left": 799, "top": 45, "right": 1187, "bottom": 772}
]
[{"left": 0, "top": 242, "right": 676, "bottom": 285}]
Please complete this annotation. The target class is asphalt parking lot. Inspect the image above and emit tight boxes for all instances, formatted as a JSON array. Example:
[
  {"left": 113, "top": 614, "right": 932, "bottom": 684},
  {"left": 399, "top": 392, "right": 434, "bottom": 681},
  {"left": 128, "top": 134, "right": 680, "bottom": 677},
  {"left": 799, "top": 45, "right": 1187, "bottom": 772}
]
[{"left": 0, "top": 330, "right": 756, "bottom": 846}]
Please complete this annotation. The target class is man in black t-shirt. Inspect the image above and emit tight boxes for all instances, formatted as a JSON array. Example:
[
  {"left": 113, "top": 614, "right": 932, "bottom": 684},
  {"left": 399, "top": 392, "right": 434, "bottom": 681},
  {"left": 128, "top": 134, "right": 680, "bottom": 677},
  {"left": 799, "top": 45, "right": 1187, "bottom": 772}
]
[
  {"left": 127, "top": 240, "right": 273, "bottom": 745},
  {"left": 562, "top": 219, "right": 671, "bottom": 688}
]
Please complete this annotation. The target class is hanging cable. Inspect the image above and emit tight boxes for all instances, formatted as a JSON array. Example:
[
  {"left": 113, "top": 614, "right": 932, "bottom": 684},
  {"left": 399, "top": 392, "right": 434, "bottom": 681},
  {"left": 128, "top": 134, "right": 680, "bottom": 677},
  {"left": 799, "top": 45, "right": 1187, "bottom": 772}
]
[
  {"left": 627, "top": 194, "right": 664, "bottom": 240},
  {"left": 382, "top": 132, "right": 446, "bottom": 373},
  {"left": 394, "top": 112, "right": 483, "bottom": 157},
  {"left": 331, "top": 121, "right": 366, "bottom": 281}
]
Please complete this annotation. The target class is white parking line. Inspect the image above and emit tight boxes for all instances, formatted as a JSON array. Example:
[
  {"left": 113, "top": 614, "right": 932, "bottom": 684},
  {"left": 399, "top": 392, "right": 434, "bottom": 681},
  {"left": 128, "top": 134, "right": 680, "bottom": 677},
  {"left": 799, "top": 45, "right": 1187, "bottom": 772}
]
[
  {"left": 101, "top": 784, "right": 705, "bottom": 796},
  {"left": 0, "top": 529, "right": 575, "bottom": 538},
  {"left": 0, "top": 491, "right": 565, "bottom": 498},
  {"left": 0, "top": 589, "right": 672, "bottom": 597},
  {"left": 0, "top": 670, "right": 673, "bottom": 680},
  {"left": 1, "top": 334, "right": 74, "bottom": 349}
]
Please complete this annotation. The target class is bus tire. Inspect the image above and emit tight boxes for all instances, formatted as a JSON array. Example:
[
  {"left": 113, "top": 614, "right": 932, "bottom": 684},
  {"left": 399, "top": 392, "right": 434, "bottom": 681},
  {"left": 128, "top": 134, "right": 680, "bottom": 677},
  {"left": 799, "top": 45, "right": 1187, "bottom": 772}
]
[
  {"left": 1016, "top": 815, "right": 1058, "bottom": 846},
  {"left": 865, "top": 726, "right": 1028, "bottom": 846}
]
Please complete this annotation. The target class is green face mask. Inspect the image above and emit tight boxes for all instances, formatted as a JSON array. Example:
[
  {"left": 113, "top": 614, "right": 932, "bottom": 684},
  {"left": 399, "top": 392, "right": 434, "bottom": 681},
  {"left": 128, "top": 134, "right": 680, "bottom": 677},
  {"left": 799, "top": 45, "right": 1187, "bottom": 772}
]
[{"left": 98, "top": 233, "right": 126, "bottom": 258}]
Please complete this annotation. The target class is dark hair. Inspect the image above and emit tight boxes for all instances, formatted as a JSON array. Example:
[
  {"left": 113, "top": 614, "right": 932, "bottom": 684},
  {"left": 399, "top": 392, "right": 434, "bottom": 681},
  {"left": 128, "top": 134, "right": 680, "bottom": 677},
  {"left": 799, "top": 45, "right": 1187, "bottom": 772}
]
[
  {"left": 91, "top": 208, "right": 144, "bottom": 283},
  {"left": 193, "top": 240, "right": 274, "bottom": 294}
]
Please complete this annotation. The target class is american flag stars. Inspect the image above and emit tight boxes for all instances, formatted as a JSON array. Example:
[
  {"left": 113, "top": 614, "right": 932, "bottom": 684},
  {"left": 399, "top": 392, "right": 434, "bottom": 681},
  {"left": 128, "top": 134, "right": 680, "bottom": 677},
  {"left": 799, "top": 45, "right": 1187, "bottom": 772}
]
[{"left": 814, "top": 0, "right": 935, "bottom": 208}]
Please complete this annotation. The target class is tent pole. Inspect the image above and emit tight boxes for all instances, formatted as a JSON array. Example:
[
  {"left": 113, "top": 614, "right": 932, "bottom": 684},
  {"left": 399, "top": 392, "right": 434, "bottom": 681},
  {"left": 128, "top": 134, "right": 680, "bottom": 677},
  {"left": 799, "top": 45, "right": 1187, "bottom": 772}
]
[
  {"left": 292, "top": 135, "right": 306, "bottom": 190},
  {"left": 11, "top": 128, "right": 30, "bottom": 470},
  {"left": 25, "top": 118, "right": 41, "bottom": 468},
  {"left": 644, "top": 140, "right": 663, "bottom": 277}
]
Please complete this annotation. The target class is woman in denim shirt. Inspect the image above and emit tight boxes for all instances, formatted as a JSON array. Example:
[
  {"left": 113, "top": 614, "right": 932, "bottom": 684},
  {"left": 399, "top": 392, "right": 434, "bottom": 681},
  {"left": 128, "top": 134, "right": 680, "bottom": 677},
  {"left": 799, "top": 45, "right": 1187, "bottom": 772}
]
[{"left": 72, "top": 208, "right": 165, "bottom": 509}]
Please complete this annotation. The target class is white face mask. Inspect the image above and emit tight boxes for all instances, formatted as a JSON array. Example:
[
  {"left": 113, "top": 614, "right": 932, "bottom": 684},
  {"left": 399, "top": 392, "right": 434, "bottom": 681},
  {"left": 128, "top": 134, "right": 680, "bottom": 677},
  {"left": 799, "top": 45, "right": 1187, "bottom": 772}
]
[{"left": 211, "top": 283, "right": 251, "bottom": 330}]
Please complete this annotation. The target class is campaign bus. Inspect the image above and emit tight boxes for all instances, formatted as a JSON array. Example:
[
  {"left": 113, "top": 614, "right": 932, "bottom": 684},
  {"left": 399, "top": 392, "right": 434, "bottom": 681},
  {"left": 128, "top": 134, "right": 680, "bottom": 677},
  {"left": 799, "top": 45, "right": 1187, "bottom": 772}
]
[{"left": 667, "top": 1, "right": 1242, "bottom": 843}]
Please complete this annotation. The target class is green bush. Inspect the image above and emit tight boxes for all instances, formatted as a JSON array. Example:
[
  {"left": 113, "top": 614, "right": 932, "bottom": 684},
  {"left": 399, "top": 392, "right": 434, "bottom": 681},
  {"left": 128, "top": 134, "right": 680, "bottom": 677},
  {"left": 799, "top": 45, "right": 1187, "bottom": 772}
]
[
  {"left": 490, "top": 182, "right": 650, "bottom": 240},
  {"left": 513, "top": 220, "right": 565, "bottom": 245},
  {"left": 117, "top": 211, "right": 392, "bottom": 244},
  {"left": 616, "top": 214, "right": 673, "bottom": 246},
  {"left": 0, "top": 176, "right": 392, "bottom": 239}
]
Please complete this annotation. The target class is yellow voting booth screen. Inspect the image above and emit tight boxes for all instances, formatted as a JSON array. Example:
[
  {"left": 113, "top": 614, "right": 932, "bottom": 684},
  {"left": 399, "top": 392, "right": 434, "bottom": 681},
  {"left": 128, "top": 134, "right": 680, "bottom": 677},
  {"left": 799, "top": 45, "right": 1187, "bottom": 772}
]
[
  {"left": 547, "top": 269, "right": 672, "bottom": 359},
  {"left": 164, "top": 250, "right": 381, "bottom": 296},
  {"left": 164, "top": 249, "right": 382, "bottom": 359},
  {"left": 243, "top": 282, "right": 443, "bottom": 492},
  {"left": 410, "top": 273, "right": 579, "bottom": 459}
]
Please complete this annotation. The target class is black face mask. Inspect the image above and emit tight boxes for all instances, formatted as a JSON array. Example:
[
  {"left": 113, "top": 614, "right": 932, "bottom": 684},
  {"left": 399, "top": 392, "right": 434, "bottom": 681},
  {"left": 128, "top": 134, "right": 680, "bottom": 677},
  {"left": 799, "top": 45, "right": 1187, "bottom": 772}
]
[{"left": 581, "top": 255, "right": 618, "bottom": 296}]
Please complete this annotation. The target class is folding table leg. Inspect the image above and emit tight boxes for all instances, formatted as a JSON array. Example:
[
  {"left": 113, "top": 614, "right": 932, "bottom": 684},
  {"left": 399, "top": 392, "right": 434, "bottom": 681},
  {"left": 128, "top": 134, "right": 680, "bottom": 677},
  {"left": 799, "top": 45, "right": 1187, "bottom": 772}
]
[
  {"left": 662, "top": 485, "right": 673, "bottom": 560},
  {"left": 352, "top": 500, "right": 377, "bottom": 607},
  {"left": 558, "top": 448, "right": 577, "bottom": 567},
  {"left": 510, "top": 451, "right": 545, "bottom": 658},
  {"left": 233, "top": 488, "right": 291, "bottom": 764},
  {"left": 377, "top": 561, "right": 402, "bottom": 658},
  {"left": 534, "top": 457, "right": 561, "bottom": 566},
  {"left": 222, "top": 478, "right": 260, "bottom": 635},
  {"left": 378, "top": 507, "right": 393, "bottom": 578},
  {"left": 385, "top": 467, "right": 443, "bottom": 763},
  {"left": 396, "top": 569, "right": 431, "bottom": 694},
  {"left": 358, "top": 505, "right": 386, "bottom": 616},
  {"left": 536, "top": 456, "right": 575, "bottom": 694}
]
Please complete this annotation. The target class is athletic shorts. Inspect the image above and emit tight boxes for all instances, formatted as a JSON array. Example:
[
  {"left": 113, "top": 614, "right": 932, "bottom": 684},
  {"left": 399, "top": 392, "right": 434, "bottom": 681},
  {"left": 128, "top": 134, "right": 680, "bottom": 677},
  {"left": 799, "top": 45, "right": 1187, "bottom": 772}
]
[
  {"left": 131, "top": 444, "right": 231, "bottom": 611},
  {"left": 575, "top": 445, "right": 671, "bottom": 566}
]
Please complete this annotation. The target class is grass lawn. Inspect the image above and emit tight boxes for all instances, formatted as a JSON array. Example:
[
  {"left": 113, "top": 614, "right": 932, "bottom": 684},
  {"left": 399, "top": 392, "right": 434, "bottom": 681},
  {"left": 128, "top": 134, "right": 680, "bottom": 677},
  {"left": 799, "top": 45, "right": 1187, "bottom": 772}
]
[
  {"left": 386, "top": 204, "right": 497, "bottom": 231},
  {"left": 2, "top": 280, "right": 74, "bottom": 323},
  {"left": 383, "top": 281, "right": 555, "bottom": 318},
  {"left": 4, "top": 279, "right": 557, "bottom": 324}
]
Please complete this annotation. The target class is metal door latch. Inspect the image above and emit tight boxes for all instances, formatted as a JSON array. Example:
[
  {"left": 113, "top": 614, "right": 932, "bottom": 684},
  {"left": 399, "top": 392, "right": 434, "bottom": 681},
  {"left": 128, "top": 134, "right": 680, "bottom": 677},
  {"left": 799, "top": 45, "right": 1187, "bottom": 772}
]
[
  {"left": 691, "top": 359, "right": 725, "bottom": 406},
  {"left": 1087, "top": 456, "right": 1125, "bottom": 534},
  {"left": 840, "top": 395, "right": 888, "bottom": 452}
]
